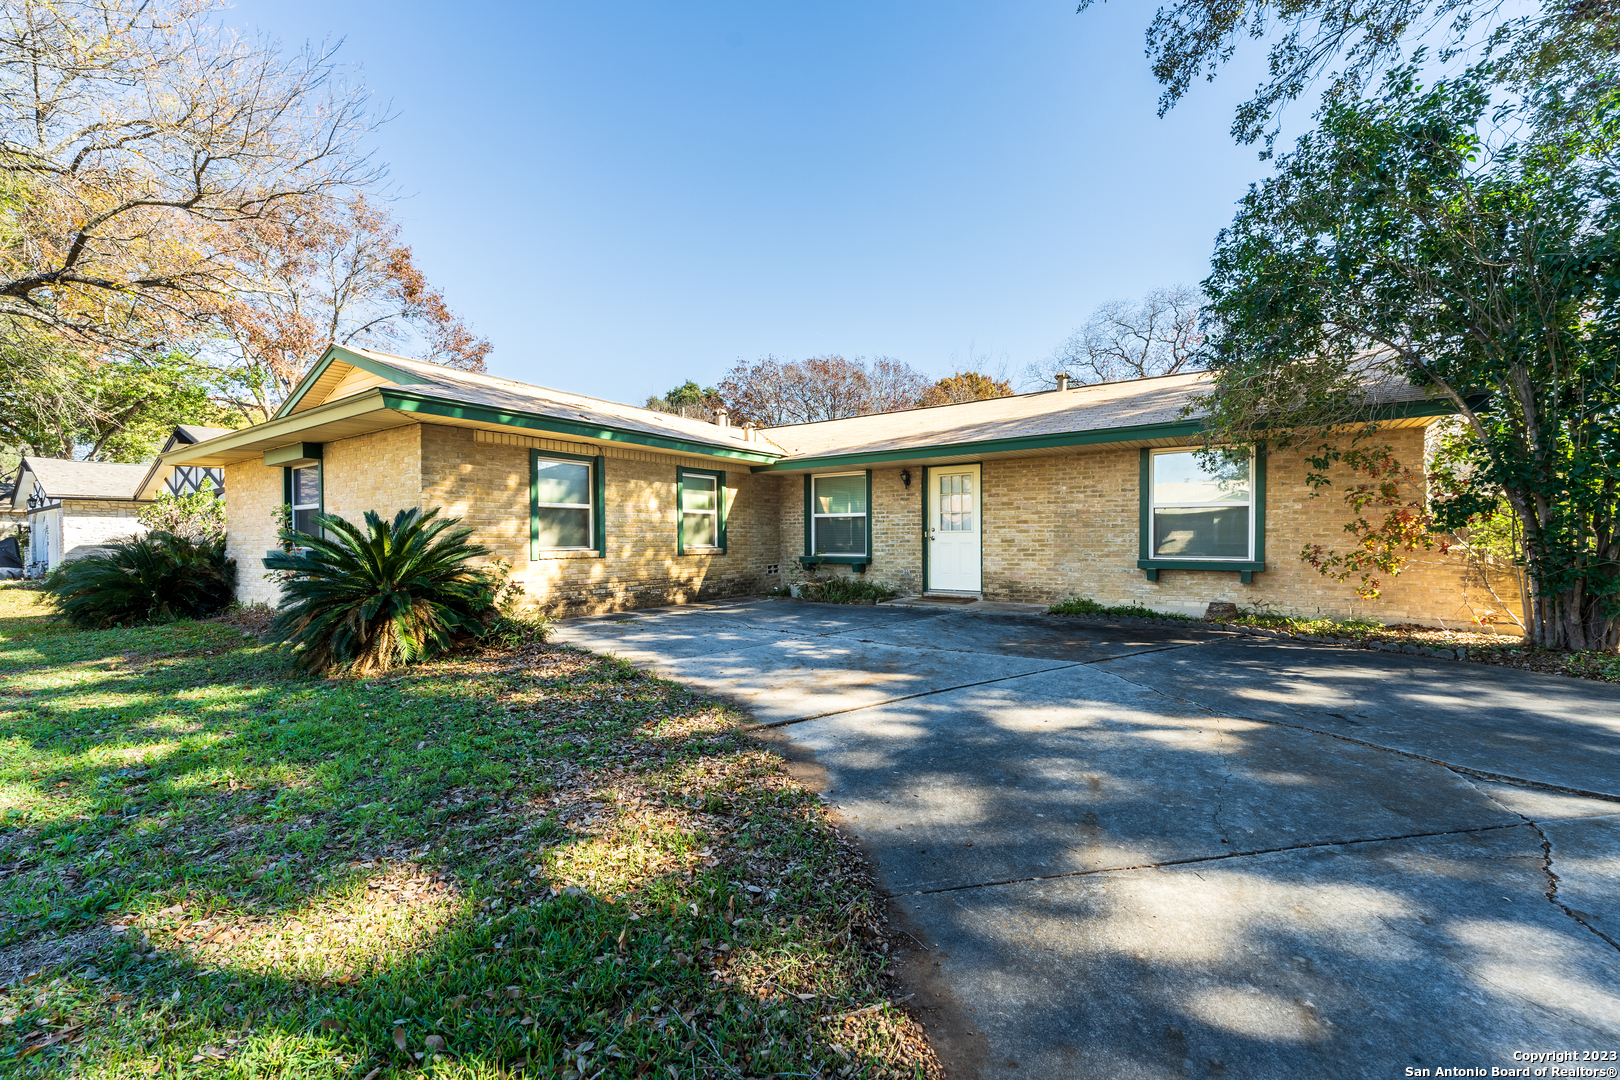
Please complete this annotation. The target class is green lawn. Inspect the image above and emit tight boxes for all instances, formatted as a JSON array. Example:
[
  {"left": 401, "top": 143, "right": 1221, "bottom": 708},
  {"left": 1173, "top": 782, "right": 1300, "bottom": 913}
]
[{"left": 0, "top": 584, "right": 937, "bottom": 1078}]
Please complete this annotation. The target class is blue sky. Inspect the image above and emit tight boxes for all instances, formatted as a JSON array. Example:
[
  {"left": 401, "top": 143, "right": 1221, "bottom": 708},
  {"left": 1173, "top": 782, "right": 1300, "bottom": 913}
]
[{"left": 226, "top": 0, "right": 1283, "bottom": 403}]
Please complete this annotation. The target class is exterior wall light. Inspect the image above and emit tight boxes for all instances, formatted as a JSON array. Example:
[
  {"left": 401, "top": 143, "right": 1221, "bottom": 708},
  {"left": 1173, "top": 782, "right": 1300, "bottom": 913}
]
[{"left": 900, "top": 469, "right": 911, "bottom": 488}]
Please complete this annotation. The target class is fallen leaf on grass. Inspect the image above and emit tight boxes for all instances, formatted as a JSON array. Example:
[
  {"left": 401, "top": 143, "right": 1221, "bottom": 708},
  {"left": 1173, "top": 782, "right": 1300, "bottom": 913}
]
[
  {"left": 319, "top": 1017, "right": 346, "bottom": 1032},
  {"left": 392, "top": 1026, "right": 408, "bottom": 1051},
  {"left": 425, "top": 1034, "right": 446, "bottom": 1052}
]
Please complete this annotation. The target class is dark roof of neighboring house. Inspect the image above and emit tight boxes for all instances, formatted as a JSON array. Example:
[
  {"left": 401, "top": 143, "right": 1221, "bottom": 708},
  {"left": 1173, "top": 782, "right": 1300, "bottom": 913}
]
[
  {"left": 174, "top": 425, "right": 235, "bottom": 444},
  {"left": 21, "top": 457, "right": 150, "bottom": 501}
]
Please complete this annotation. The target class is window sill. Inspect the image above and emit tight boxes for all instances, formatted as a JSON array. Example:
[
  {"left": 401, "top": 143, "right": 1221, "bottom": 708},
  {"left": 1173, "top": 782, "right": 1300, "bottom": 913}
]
[
  {"left": 681, "top": 547, "right": 726, "bottom": 556},
  {"left": 1138, "top": 559, "right": 1265, "bottom": 584},
  {"left": 533, "top": 549, "right": 604, "bottom": 561},
  {"left": 800, "top": 555, "right": 868, "bottom": 573}
]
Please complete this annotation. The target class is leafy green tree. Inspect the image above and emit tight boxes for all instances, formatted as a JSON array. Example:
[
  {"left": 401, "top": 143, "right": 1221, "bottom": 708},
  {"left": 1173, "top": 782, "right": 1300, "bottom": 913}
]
[
  {"left": 137, "top": 492, "right": 227, "bottom": 543},
  {"left": 1087, "top": 0, "right": 1618, "bottom": 150},
  {"left": 0, "top": 337, "right": 236, "bottom": 462},
  {"left": 1198, "top": 63, "right": 1620, "bottom": 650}
]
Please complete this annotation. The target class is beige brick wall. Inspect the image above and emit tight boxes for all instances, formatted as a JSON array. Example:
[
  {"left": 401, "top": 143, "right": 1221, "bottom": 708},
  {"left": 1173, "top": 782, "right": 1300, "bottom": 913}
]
[
  {"left": 977, "top": 430, "right": 1523, "bottom": 627},
  {"left": 322, "top": 425, "right": 424, "bottom": 525},
  {"left": 227, "top": 422, "right": 783, "bottom": 614},
  {"left": 422, "top": 425, "right": 782, "bottom": 615},
  {"left": 223, "top": 457, "right": 286, "bottom": 606},
  {"left": 775, "top": 468, "right": 923, "bottom": 592},
  {"left": 771, "top": 430, "right": 1524, "bottom": 628}
]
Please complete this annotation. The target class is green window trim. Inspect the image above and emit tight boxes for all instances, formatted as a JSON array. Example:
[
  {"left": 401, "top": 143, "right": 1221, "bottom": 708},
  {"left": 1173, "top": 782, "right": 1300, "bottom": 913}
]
[
  {"left": 531, "top": 448, "right": 605, "bottom": 560},
  {"left": 801, "top": 470, "right": 872, "bottom": 572},
  {"left": 1138, "top": 446, "right": 1267, "bottom": 583},
  {"left": 677, "top": 467, "right": 727, "bottom": 555},
  {"left": 282, "top": 461, "right": 324, "bottom": 540}
]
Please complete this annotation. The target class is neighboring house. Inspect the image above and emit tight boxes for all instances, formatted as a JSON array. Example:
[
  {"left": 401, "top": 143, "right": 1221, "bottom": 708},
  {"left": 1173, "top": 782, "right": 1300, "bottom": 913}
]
[
  {"left": 160, "top": 344, "right": 1513, "bottom": 627},
  {"left": 11, "top": 458, "right": 154, "bottom": 575},
  {"left": 0, "top": 477, "right": 22, "bottom": 530},
  {"left": 135, "top": 425, "right": 234, "bottom": 501}
]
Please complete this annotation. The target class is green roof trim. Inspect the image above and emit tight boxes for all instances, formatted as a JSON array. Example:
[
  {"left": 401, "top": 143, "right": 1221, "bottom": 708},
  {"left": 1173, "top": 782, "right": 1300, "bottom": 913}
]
[
  {"left": 377, "top": 390, "right": 781, "bottom": 463},
  {"left": 273, "top": 345, "right": 421, "bottom": 420},
  {"left": 753, "top": 420, "right": 1206, "bottom": 473}
]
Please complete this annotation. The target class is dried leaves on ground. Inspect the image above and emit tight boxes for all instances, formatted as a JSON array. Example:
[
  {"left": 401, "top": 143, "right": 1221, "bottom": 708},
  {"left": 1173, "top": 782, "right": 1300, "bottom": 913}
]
[{"left": 0, "top": 583, "right": 942, "bottom": 1079}]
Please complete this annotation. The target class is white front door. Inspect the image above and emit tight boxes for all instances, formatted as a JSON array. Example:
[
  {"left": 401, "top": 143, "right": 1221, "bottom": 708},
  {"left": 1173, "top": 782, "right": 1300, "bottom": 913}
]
[{"left": 927, "top": 464, "right": 982, "bottom": 592}]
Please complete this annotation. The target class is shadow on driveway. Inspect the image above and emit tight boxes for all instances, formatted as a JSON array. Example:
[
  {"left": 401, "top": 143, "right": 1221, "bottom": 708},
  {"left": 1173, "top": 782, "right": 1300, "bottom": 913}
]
[{"left": 558, "top": 599, "right": 1620, "bottom": 1079}]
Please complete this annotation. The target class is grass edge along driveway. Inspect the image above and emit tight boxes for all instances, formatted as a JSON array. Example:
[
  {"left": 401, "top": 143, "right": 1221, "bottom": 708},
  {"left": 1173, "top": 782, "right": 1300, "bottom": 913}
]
[{"left": 0, "top": 584, "right": 941, "bottom": 1079}]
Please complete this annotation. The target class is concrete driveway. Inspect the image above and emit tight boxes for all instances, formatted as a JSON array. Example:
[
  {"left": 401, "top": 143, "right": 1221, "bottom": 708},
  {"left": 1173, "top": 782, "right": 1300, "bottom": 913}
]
[{"left": 556, "top": 599, "right": 1620, "bottom": 1079}]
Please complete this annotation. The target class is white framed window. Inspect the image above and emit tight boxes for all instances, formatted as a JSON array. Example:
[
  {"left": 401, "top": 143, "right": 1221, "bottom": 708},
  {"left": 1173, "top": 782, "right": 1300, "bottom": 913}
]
[
  {"left": 1149, "top": 448, "right": 1253, "bottom": 560},
  {"left": 533, "top": 454, "right": 595, "bottom": 550},
  {"left": 811, "top": 472, "right": 867, "bottom": 556},
  {"left": 678, "top": 468, "right": 724, "bottom": 552},
  {"left": 289, "top": 464, "right": 321, "bottom": 537}
]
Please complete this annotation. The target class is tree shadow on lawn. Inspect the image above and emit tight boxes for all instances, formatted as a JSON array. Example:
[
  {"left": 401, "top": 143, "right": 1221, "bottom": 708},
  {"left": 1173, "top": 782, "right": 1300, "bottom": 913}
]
[{"left": 0, "top": 618, "right": 937, "bottom": 1078}]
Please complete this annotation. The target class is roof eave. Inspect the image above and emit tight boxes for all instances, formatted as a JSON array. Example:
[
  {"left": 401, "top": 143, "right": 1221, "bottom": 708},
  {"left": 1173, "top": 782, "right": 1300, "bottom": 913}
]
[
  {"left": 377, "top": 390, "right": 783, "bottom": 464},
  {"left": 167, "top": 386, "right": 784, "bottom": 467},
  {"left": 752, "top": 396, "right": 1465, "bottom": 473}
]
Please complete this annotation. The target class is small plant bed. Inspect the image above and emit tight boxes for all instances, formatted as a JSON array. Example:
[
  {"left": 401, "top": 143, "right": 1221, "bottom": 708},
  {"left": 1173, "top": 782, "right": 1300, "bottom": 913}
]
[
  {"left": 1048, "top": 594, "right": 1619, "bottom": 683},
  {"left": 0, "top": 582, "right": 940, "bottom": 1078},
  {"left": 785, "top": 572, "right": 901, "bottom": 606}
]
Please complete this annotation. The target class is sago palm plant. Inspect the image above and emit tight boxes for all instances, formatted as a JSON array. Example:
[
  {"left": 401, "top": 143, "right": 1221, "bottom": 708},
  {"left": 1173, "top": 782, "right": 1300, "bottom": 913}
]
[
  {"left": 265, "top": 507, "right": 499, "bottom": 675},
  {"left": 44, "top": 532, "right": 237, "bottom": 628}
]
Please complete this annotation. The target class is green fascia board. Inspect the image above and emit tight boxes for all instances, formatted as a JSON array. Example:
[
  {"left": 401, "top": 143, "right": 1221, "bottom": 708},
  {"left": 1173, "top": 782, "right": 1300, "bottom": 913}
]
[
  {"left": 273, "top": 345, "right": 421, "bottom": 420},
  {"left": 382, "top": 390, "right": 780, "bottom": 464},
  {"left": 263, "top": 442, "right": 324, "bottom": 467},
  {"left": 757, "top": 420, "right": 1206, "bottom": 473}
]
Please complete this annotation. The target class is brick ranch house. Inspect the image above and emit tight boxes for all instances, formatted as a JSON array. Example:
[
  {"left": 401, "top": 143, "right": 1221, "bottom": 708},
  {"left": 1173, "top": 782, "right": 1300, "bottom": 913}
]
[{"left": 159, "top": 344, "right": 1512, "bottom": 626}]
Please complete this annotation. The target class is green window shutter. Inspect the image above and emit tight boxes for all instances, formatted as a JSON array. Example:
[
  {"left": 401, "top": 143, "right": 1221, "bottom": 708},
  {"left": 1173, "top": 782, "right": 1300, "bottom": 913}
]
[{"left": 802, "top": 475, "right": 812, "bottom": 557}]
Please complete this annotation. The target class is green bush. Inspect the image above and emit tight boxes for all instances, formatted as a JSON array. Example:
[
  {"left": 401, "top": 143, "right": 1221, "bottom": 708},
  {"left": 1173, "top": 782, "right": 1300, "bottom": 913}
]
[
  {"left": 265, "top": 507, "right": 501, "bottom": 675},
  {"left": 803, "top": 575, "right": 900, "bottom": 605},
  {"left": 43, "top": 532, "right": 236, "bottom": 628},
  {"left": 1048, "top": 596, "right": 1192, "bottom": 620}
]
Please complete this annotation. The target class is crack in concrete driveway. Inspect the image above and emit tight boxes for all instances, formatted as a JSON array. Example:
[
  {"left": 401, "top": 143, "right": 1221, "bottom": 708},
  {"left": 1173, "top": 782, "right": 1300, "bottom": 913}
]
[{"left": 558, "top": 600, "right": 1620, "bottom": 1079}]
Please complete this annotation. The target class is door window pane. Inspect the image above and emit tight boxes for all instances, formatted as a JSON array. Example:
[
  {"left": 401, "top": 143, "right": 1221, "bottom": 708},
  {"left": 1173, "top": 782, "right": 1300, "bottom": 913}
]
[{"left": 938, "top": 473, "right": 974, "bottom": 531}]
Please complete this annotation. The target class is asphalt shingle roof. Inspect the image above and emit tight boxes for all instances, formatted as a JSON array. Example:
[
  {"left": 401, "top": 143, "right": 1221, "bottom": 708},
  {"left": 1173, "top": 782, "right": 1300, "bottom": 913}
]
[
  {"left": 23, "top": 458, "right": 150, "bottom": 500},
  {"left": 342, "top": 349, "right": 764, "bottom": 453},
  {"left": 756, "top": 371, "right": 1438, "bottom": 459}
]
